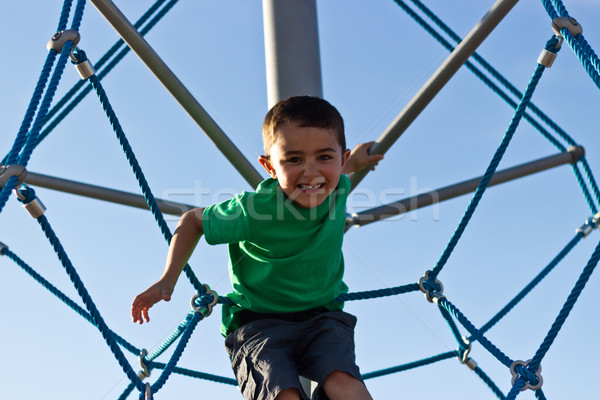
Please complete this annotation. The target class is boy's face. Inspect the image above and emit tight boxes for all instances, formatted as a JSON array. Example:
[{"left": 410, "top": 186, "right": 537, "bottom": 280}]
[{"left": 259, "top": 121, "right": 350, "bottom": 209}]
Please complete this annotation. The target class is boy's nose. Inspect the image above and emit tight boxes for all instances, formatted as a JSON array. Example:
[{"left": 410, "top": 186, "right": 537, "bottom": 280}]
[{"left": 304, "top": 162, "right": 319, "bottom": 177}]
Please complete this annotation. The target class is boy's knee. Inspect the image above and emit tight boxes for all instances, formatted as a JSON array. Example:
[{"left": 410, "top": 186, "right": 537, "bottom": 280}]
[
  {"left": 274, "top": 387, "right": 302, "bottom": 400},
  {"left": 323, "top": 371, "right": 372, "bottom": 400},
  {"left": 323, "top": 370, "right": 360, "bottom": 391}
]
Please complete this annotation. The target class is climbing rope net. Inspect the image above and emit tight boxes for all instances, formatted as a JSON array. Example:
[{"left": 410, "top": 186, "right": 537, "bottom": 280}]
[{"left": 1, "top": 0, "right": 600, "bottom": 399}]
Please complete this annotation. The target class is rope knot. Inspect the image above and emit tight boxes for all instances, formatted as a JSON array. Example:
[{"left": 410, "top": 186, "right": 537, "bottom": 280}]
[
  {"left": 190, "top": 284, "right": 219, "bottom": 318},
  {"left": 418, "top": 270, "right": 445, "bottom": 304},
  {"left": 14, "top": 184, "right": 37, "bottom": 204},
  {"left": 14, "top": 184, "right": 47, "bottom": 219},
  {"left": 510, "top": 359, "right": 543, "bottom": 391}
]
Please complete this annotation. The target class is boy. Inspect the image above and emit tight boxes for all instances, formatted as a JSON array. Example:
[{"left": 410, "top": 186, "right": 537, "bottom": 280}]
[{"left": 132, "top": 96, "right": 382, "bottom": 400}]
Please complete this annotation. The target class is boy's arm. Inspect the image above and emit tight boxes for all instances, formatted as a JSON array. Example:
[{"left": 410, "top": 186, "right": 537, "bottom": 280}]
[
  {"left": 131, "top": 208, "right": 205, "bottom": 324},
  {"left": 344, "top": 141, "right": 384, "bottom": 174}
]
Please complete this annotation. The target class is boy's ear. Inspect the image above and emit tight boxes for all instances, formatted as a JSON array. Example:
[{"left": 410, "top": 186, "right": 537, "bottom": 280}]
[
  {"left": 341, "top": 148, "right": 351, "bottom": 167},
  {"left": 259, "top": 155, "right": 277, "bottom": 178}
]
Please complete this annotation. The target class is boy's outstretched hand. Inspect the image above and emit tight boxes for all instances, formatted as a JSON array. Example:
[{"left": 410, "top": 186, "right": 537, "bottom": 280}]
[
  {"left": 344, "top": 142, "right": 384, "bottom": 174},
  {"left": 131, "top": 279, "right": 174, "bottom": 324}
]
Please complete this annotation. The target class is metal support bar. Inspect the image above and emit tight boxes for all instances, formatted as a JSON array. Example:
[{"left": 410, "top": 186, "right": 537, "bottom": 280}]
[
  {"left": 88, "top": 0, "right": 263, "bottom": 188},
  {"left": 262, "top": 0, "right": 322, "bottom": 107},
  {"left": 24, "top": 171, "right": 195, "bottom": 216},
  {"left": 349, "top": 0, "right": 520, "bottom": 189},
  {"left": 350, "top": 146, "right": 584, "bottom": 227}
]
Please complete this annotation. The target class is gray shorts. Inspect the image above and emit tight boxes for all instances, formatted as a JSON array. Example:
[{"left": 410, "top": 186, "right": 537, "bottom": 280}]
[{"left": 224, "top": 310, "right": 362, "bottom": 400}]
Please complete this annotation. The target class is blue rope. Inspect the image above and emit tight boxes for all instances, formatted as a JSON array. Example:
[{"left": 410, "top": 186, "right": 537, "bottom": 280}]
[
  {"left": 1, "top": 0, "right": 86, "bottom": 212},
  {"left": 86, "top": 73, "right": 204, "bottom": 293},
  {"left": 438, "top": 297, "right": 514, "bottom": 368},
  {"left": 540, "top": 0, "right": 600, "bottom": 89},
  {"left": 2, "top": 244, "right": 141, "bottom": 355},
  {"left": 394, "top": 0, "right": 600, "bottom": 212},
  {"left": 429, "top": 38, "right": 559, "bottom": 281},
  {"left": 35, "top": 0, "right": 180, "bottom": 152},
  {"left": 477, "top": 230, "right": 585, "bottom": 336},
  {"left": 118, "top": 383, "right": 136, "bottom": 400},
  {"left": 3, "top": 51, "right": 57, "bottom": 167},
  {"left": 528, "top": 236, "right": 600, "bottom": 371},
  {"left": 147, "top": 362, "right": 238, "bottom": 386},
  {"left": 145, "top": 312, "right": 203, "bottom": 397},
  {"left": 473, "top": 366, "right": 506, "bottom": 400},
  {"left": 69, "top": 0, "right": 86, "bottom": 32},
  {"left": 361, "top": 351, "right": 456, "bottom": 380},
  {"left": 56, "top": 0, "right": 74, "bottom": 32},
  {"left": 336, "top": 283, "right": 420, "bottom": 301},
  {"left": 16, "top": 43, "right": 74, "bottom": 167},
  {"left": 35, "top": 213, "right": 144, "bottom": 391},
  {"left": 2, "top": 242, "right": 234, "bottom": 394}
]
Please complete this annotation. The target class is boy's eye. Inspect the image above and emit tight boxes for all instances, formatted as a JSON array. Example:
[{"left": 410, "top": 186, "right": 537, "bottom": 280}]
[
  {"left": 319, "top": 154, "right": 333, "bottom": 161},
  {"left": 287, "top": 157, "right": 302, "bottom": 163}
]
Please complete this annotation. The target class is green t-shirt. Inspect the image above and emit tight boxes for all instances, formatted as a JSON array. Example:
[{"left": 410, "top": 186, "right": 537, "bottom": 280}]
[{"left": 203, "top": 175, "right": 350, "bottom": 336}]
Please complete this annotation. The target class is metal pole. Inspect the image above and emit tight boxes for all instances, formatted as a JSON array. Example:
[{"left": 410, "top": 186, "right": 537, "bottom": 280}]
[
  {"left": 88, "top": 0, "right": 263, "bottom": 188},
  {"left": 349, "top": 146, "right": 584, "bottom": 227},
  {"left": 349, "top": 0, "right": 520, "bottom": 189},
  {"left": 262, "top": 1, "right": 321, "bottom": 395},
  {"left": 262, "top": 0, "right": 322, "bottom": 107},
  {"left": 24, "top": 171, "right": 195, "bottom": 216}
]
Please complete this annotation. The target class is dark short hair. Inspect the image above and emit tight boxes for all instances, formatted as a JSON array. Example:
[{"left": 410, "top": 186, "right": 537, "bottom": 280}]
[{"left": 262, "top": 96, "right": 345, "bottom": 155}]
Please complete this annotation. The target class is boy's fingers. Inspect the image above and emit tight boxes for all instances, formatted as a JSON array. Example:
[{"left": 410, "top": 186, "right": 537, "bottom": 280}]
[{"left": 142, "top": 307, "right": 150, "bottom": 323}]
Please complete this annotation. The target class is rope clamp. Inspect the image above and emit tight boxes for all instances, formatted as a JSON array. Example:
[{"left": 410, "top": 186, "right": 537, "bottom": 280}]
[
  {"left": 549, "top": 17, "right": 582, "bottom": 51},
  {"left": 69, "top": 47, "right": 96, "bottom": 80},
  {"left": 576, "top": 212, "right": 600, "bottom": 237},
  {"left": 191, "top": 284, "right": 218, "bottom": 317},
  {"left": 537, "top": 48, "right": 558, "bottom": 68},
  {"left": 47, "top": 30, "right": 80, "bottom": 53},
  {"left": 418, "top": 270, "right": 445, "bottom": 304},
  {"left": 0, "top": 165, "right": 26, "bottom": 189},
  {"left": 510, "top": 359, "right": 543, "bottom": 392},
  {"left": 0, "top": 241, "right": 7, "bottom": 255},
  {"left": 14, "top": 185, "right": 46, "bottom": 218},
  {"left": 137, "top": 349, "right": 151, "bottom": 380},
  {"left": 457, "top": 337, "right": 477, "bottom": 370}
]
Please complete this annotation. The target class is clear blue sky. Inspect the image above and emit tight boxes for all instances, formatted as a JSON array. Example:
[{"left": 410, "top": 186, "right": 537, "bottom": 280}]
[{"left": 1, "top": 1, "right": 599, "bottom": 399}]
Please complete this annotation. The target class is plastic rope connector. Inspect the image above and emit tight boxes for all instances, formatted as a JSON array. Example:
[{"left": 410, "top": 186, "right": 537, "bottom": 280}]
[
  {"left": 46, "top": 30, "right": 80, "bottom": 53},
  {"left": 576, "top": 212, "right": 600, "bottom": 237},
  {"left": 0, "top": 165, "right": 27, "bottom": 189},
  {"left": 0, "top": 242, "right": 7, "bottom": 255},
  {"left": 190, "top": 284, "right": 218, "bottom": 317},
  {"left": 418, "top": 270, "right": 445, "bottom": 304},
  {"left": 137, "top": 349, "right": 151, "bottom": 380},
  {"left": 510, "top": 359, "right": 543, "bottom": 392}
]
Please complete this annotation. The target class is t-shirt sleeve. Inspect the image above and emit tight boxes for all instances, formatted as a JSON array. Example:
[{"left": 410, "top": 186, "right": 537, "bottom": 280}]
[{"left": 202, "top": 193, "right": 249, "bottom": 245}]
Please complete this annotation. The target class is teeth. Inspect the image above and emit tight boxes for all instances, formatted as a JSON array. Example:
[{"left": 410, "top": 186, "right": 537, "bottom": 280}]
[{"left": 300, "top": 184, "right": 322, "bottom": 190}]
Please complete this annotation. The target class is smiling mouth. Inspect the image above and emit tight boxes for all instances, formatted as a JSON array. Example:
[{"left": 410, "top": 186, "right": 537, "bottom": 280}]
[{"left": 299, "top": 183, "right": 324, "bottom": 191}]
